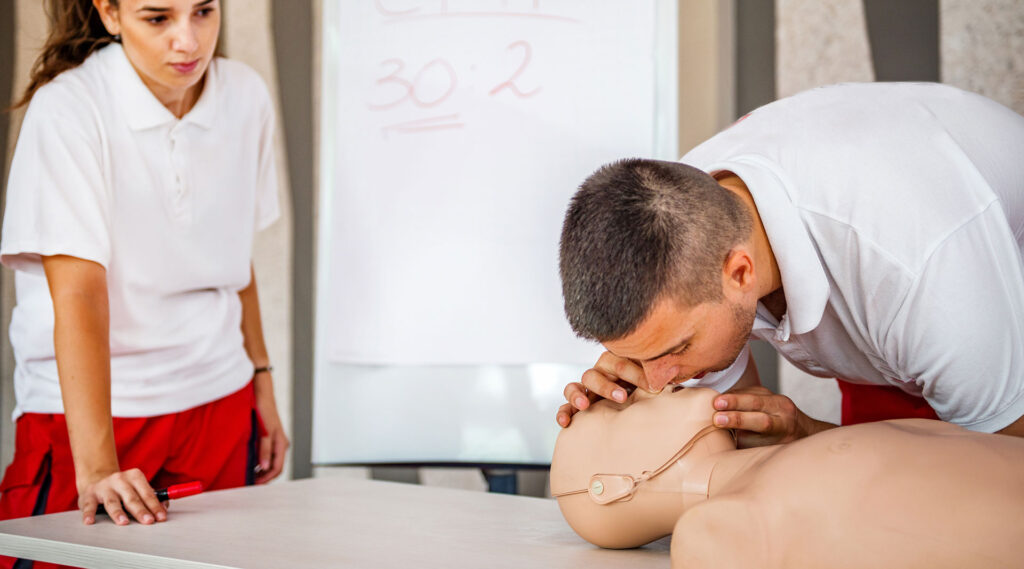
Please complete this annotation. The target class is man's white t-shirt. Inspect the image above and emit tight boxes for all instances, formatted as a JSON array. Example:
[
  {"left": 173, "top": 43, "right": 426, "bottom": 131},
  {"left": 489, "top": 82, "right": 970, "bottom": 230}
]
[
  {"left": 1, "top": 44, "right": 279, "bottom": 418},
  {"left": 682, "top": 82, "right": 1024, "bottom": 432}
]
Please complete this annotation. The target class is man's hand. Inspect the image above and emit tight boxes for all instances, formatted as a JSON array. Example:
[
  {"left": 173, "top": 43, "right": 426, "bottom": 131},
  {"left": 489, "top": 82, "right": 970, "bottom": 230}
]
[
  {"left": 712, "top": 386, "right": 836, "bottom": 447},
  {"left": 556, "top": 351, "right": 647, "bottom": 427}
]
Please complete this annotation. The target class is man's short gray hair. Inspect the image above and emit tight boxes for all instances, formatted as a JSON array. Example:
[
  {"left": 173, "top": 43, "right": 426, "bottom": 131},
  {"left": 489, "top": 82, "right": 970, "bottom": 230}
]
[{"left": 559, "top": 159, "right": 752, "bottom": 342}]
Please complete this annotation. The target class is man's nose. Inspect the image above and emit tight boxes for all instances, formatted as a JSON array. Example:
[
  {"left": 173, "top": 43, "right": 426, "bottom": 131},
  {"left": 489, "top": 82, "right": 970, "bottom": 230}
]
[{"left": 641, "top": 360, "right": 679, "bottom": 393}]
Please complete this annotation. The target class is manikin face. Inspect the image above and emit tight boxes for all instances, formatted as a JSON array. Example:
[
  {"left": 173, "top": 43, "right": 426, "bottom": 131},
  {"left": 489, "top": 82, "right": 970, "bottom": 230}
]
[
  {"left": 550, "top": 387, "right": 735, "bottom": 549},
  {"left": 95, "top": 0, "right": 220, "bottom": 110},
  {"left": 604, "top": 294, "right": 756, "bottom": 393}
]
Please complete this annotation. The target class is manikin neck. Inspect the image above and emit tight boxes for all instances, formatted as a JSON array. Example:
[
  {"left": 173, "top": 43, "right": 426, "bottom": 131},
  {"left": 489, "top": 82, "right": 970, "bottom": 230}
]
[{"left": 681, "top": 445, "right": 785, "bottom": 510}]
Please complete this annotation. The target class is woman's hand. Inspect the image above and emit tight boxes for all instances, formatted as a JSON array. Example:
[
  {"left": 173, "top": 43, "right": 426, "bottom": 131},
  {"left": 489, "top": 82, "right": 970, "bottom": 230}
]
[
  {"left": 77, "top": 468, "right": 167, "bottom": 526},
  {"left": 253, "top": 373, "right": 289, "bottom": 484}
]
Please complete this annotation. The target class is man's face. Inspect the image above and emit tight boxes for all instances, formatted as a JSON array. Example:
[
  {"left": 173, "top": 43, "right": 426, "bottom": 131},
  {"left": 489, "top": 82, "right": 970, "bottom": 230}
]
[{"left": 603, "top": 295, "right": 755, "bottom": 393}]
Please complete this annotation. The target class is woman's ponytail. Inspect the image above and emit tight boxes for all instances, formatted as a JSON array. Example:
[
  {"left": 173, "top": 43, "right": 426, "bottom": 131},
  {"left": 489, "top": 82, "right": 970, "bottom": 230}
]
[{"left": 13, "top": 0, "right": 117, "bottom": 109}]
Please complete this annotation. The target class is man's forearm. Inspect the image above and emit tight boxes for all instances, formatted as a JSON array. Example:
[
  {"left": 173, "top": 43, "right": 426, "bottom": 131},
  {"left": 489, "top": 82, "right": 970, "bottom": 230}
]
[{"left": 997, "top": 414, "right": 1024, "bottom": 438}]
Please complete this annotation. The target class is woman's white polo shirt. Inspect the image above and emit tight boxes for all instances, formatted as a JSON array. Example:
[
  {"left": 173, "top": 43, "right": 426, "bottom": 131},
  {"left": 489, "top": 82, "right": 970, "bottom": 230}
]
[{"left": 1, "top": 43, "right": 279, "bottom": 418}]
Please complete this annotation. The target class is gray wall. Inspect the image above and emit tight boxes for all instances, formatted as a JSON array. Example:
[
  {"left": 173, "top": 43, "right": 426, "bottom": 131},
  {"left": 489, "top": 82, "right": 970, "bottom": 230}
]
[
  {"left": 271, "top": 0, "right": 315, "bottom": 480},
  {"left": 0, "top": 0, "right": 14, "bottom": 475},
  {"left": 942, "top": 0, "right": 1024, "bottom": 113},
  {"left": 735, "top": 0, "right": 780, "bottom": 392}
]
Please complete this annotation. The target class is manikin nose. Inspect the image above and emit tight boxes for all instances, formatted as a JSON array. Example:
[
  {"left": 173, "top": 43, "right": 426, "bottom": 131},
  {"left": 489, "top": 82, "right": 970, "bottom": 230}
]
[{"left": 631, "top": 389, "right": 655, "bottom": 403}]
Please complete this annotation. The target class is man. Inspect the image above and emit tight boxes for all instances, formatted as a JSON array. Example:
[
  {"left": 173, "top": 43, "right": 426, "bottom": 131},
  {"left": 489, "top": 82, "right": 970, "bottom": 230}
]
[{"left": 556, "top": 82, "right": 1024, "bottom": 446}]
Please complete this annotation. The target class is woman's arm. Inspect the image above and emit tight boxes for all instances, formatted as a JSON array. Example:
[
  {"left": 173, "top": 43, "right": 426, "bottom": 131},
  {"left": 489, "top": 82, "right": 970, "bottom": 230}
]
[
  {"left": 41, "top": 255, "right": 166, "bottom": 526},
  {"left": 239, "top": 264, "right": 290, "bottom": 483}
]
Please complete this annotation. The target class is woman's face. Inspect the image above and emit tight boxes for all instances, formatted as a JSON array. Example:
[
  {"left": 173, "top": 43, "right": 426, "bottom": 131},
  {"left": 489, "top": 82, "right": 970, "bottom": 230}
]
[{"left": 94, "top": 0, "right": 220, "bottom": 108}]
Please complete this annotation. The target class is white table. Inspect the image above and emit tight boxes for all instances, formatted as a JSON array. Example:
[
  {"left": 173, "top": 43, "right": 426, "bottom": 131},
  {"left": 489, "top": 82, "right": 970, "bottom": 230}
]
[{"left": 0, "top": 477, "right": 670, "bottom": 568}]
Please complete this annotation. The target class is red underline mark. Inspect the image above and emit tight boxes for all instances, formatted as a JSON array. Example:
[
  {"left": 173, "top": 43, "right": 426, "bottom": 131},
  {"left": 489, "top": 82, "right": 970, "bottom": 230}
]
[{"left": 381, "top": 114, "right": 466, "bottom": 137}]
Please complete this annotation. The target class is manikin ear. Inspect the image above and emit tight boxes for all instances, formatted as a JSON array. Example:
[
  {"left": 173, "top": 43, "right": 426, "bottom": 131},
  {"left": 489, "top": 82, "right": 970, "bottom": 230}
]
[
  {"left": 721, "top": 246, "right": 756, "bottom": 300},
  {"left": 92, "top": 0, "right": 122, "bottom": 37}
]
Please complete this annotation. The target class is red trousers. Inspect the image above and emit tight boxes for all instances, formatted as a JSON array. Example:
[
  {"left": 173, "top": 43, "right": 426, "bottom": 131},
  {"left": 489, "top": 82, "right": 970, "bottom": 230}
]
[
  {"left": 837, "top": 379, "right": 939, "bottom": 425},
  {"left": 0, "top": 382, "right": 262, "bottom": 569}
]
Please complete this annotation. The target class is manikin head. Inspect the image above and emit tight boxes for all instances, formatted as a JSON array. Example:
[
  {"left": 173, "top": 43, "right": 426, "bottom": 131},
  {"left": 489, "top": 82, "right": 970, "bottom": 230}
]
[
  {"left": 549, "top": 387, "right": 734, "bottom": 549},
  {"left": 559, "top": 159, "right": 759, "bottom": 392}
]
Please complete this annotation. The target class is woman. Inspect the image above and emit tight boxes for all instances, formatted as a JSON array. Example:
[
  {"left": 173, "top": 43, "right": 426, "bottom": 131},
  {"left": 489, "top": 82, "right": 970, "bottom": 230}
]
[{"left": 0, "top": 0, "right": 289, "bottom": 538}]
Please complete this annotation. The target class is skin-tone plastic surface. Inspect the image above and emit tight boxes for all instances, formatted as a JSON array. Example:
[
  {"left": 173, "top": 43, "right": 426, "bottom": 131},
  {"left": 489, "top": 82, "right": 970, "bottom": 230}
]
[{"left": 550, "top": 387, "right": 1024, "bottom": 568}]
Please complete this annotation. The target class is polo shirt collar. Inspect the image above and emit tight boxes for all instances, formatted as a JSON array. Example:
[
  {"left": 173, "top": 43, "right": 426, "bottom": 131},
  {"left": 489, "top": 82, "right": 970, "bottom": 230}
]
[
  {"left": 183, "top": 63, "right": 217, "bottom": 129},
  {"left": 104, "top": 43, "right": 217, "bottom": 131},
  {"left": 708, "top": 155, "right": 831, "bottom": 338}
]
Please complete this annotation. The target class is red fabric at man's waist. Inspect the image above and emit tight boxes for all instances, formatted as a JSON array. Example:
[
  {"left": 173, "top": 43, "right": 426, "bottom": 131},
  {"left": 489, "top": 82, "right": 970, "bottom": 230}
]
[{"left": 836, "top": 380, "right": 939, "bottom": 425}]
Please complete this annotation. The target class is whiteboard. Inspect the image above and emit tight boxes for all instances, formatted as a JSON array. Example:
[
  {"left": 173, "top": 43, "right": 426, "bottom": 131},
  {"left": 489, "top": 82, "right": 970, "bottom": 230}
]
[{"left": 314, "top": 0, "right": 678, "bottom": 465}]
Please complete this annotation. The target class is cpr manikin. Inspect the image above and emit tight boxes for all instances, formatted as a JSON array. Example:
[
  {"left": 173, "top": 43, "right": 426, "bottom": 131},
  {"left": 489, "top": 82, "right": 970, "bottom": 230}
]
[{"left": 550, "top": 387, "right": 1024, "bottom": 568}]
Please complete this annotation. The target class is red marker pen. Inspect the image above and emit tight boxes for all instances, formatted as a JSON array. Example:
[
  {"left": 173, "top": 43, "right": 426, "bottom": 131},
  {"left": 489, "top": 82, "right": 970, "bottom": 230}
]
[
  {"left": 155, "top": 481, "right": 204, "bottom": 501},
  {"left": 96, "top": 481, "right": 204, "bottom": 517}
]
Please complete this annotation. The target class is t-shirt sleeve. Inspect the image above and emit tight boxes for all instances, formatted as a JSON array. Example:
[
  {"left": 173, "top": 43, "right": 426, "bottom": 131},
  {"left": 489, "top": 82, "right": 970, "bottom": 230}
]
[
  {"left": 887, "top": 205, "right": 1024, "bottom": 432},
  {"left": 0, "top": 86, "right": 111, "bottom": 275},
  {"left": 254, "top": 83, "right": 280, "bottom": 232}
]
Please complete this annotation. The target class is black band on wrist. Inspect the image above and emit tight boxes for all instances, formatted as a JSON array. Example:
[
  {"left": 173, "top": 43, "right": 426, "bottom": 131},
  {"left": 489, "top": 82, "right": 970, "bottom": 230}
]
[{"left": 253, "top": 365, "right": 274, "bottom": 375}]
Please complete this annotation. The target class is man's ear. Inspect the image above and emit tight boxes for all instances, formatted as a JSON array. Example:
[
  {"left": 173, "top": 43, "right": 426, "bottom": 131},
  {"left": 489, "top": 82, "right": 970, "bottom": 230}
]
[
  {"left": 722, "top": 246, "right": 756, "bottom": 298},
  {"left": 92, "top": 0, "right": 121, "bottom": 36}
]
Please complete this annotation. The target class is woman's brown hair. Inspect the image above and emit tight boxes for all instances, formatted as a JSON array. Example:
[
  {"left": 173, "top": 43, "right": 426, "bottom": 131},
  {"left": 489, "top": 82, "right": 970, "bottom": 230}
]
[
  {"left": 13, "top": 0, "right": 118, "bottom": 109},
  {"left": 13, "top": 0, "right": 225, "bottom": 109}
]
